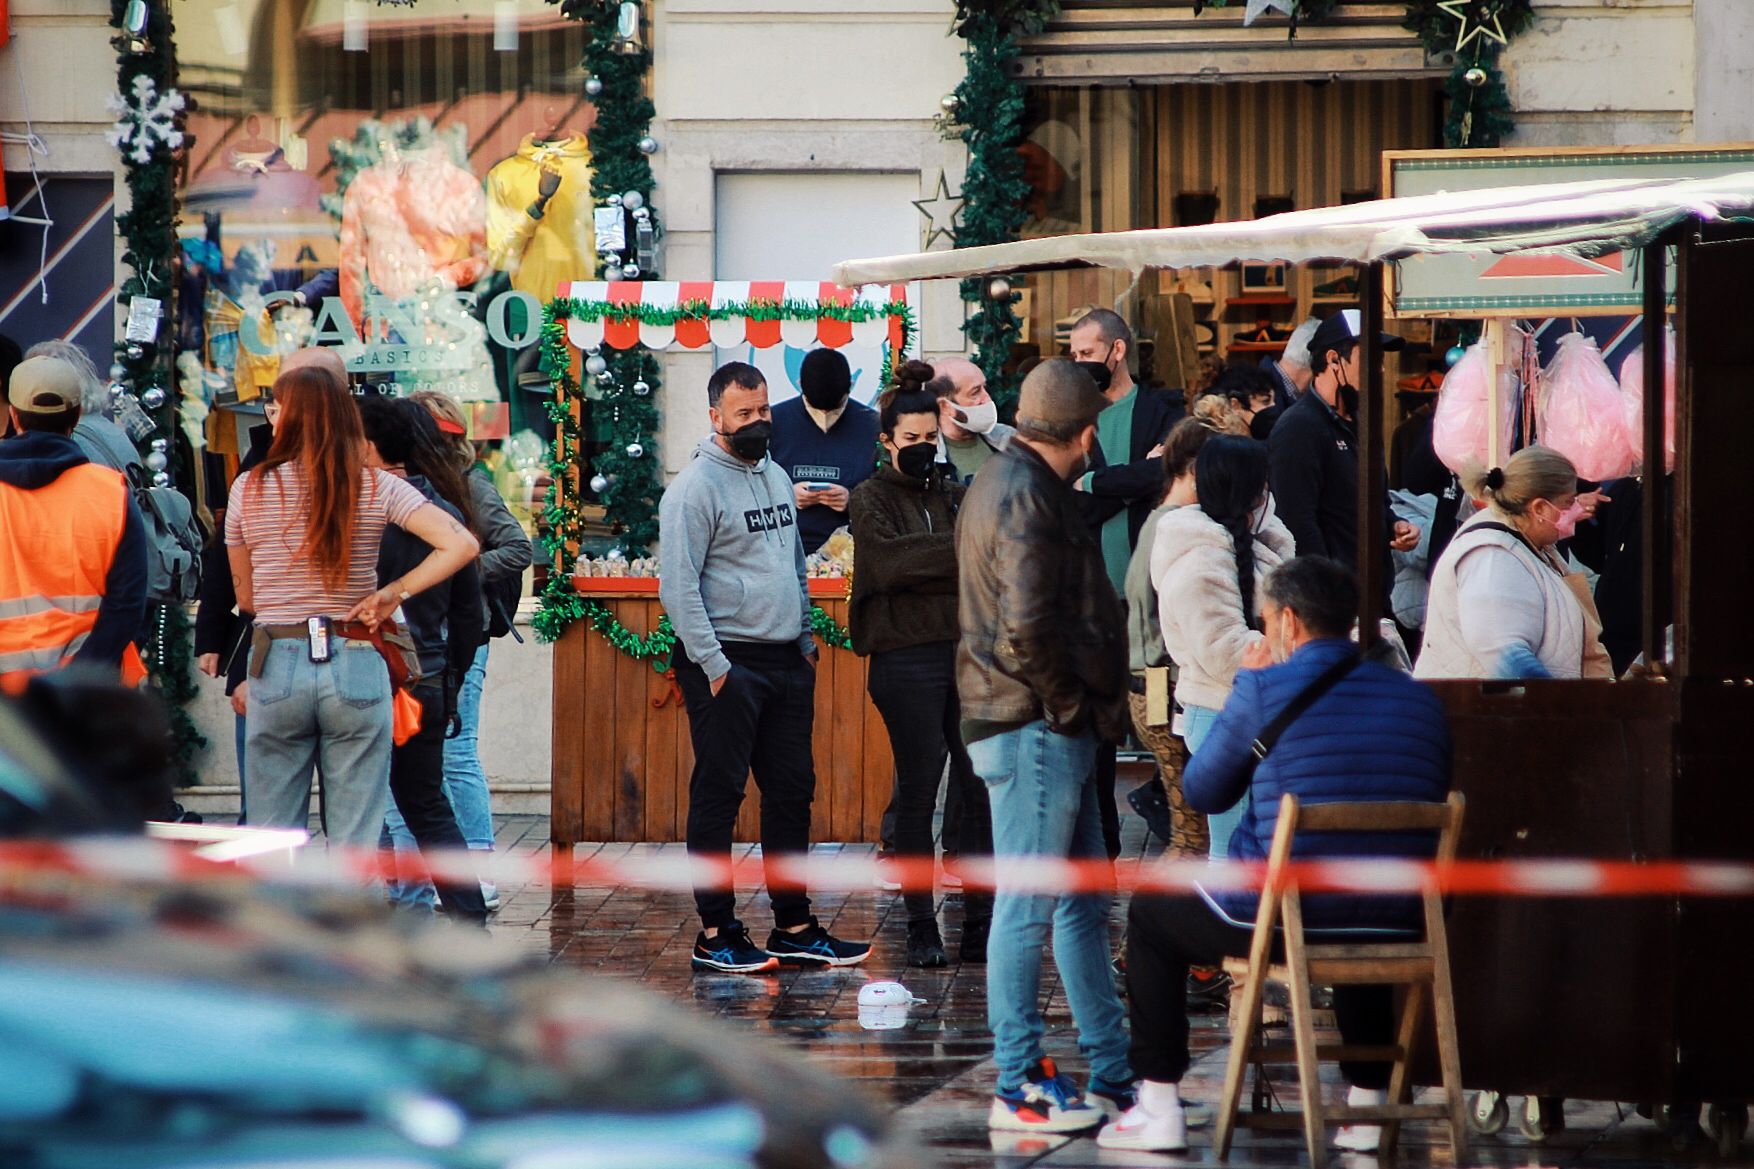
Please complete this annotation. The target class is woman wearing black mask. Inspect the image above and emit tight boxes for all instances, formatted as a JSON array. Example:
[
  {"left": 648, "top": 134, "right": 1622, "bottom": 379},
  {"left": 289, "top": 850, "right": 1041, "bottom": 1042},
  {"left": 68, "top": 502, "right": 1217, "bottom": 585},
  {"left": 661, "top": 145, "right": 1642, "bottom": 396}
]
[{"left": 848, "top": 363, "right": 992, "bottom": 967}]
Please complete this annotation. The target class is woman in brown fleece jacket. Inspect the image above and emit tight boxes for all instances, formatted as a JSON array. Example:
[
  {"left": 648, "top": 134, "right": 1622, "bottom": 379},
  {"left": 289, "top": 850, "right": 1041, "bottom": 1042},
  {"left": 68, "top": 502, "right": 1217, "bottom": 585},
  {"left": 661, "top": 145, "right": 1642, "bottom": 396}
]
[{"left": 849, "top": 362, "right": 992, "bottom": 967}]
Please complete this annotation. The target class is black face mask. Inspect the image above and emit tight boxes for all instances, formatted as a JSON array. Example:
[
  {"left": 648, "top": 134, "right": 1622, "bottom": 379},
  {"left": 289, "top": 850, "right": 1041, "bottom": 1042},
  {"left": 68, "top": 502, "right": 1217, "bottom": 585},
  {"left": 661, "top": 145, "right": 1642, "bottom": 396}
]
[
  {"left": 895, "top": 441, "right": 937, "bottom": 480},
  {"left": 801, "top": 383, "right": 849, "bottom": 412},
  {"left": 1337, "top": 382, "right": 1360, "bottom": 420},
  {"left": 1249, "top": 404, "right": 1282, "bottom": 442},
  {"left": 1075, "top": 360, "right": 1113, "bottom": 394},
  {"left": 720, "top": 419, "right": 772, "bottom": 462}
]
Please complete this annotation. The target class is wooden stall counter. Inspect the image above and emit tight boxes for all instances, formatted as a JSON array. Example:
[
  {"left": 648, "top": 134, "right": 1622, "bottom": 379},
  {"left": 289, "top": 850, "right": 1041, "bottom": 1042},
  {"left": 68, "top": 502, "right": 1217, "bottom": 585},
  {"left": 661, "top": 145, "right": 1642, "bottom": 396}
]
[{"left": 551, "top": 579, "right": 895, "bottom": 846}]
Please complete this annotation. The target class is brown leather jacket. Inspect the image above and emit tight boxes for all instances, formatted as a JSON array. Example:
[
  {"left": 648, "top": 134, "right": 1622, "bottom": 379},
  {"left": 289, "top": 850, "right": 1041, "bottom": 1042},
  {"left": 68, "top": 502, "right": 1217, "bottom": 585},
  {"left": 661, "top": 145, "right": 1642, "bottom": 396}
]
[{"left": 955, "top": 439, "right": 1130, "bottom": 742}]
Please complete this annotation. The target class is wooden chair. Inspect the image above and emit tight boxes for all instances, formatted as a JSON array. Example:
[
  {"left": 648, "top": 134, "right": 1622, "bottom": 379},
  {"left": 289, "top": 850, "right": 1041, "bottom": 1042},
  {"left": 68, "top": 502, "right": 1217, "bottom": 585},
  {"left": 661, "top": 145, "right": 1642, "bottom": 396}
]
[{"left": 1213, "top": 792, "right": 1468, "bottom": 1169}]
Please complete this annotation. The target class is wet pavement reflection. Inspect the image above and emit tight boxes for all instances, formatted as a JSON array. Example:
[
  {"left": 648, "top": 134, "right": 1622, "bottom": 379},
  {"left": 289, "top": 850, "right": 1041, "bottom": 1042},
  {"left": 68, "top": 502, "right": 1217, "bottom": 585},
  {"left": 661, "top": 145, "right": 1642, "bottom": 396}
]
[{"left": 485, "top": 814, "right": 1748, "bottom": 1168}]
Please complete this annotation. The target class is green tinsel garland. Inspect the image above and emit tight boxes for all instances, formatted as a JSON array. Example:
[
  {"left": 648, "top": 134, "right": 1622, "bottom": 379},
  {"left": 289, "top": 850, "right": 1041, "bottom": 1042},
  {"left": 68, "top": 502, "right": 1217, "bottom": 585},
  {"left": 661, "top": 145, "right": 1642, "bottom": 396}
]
[
  {"left": 528, "top": 0, "right": 666, "bottom": 616},
  {"left": 111, "top": 0, "right": 205, "bottom": 778},
  {"left": 533, "top": 588, "right": 853, "bottom": 658},
  {"left": 1404, "top": 1, "right": 1534, "bottom": 148},
  {"left": 950, "top": 6, "right": 1041, "bottom": 420},
  {"left": 552, "top": 296, "right": 915, "bottom": 327},
  {"left": 537, "top": 305, "right": 661, "bottom": 560}
]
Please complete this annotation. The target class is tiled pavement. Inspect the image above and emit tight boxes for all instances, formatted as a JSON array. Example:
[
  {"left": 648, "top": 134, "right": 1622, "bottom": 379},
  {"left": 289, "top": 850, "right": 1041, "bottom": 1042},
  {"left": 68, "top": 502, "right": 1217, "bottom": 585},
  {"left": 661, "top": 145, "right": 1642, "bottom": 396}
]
[{"left": 439, "top": 814, "right": 1734, "bottom": 1167}]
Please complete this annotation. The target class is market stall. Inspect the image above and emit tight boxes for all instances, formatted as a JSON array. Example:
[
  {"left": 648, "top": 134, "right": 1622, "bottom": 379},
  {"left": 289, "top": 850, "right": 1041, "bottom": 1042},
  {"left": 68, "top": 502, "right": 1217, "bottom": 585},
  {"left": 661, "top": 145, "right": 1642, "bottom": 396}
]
[
  {"left": 545, "top": 283, "right": 912, "bottom": 847},
  {"left": 834, "top": 166, "right": 1754, "bottom": 1137}
]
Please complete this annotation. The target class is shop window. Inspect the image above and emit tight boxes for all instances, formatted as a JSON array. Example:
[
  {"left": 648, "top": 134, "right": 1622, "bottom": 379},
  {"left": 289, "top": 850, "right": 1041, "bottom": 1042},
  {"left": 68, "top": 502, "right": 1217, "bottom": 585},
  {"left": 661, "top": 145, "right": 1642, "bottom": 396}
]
[
  {"left": 1011, "top": 79, "right": 1440, "bottom": 394},
  {"left": 172, "top": 0, "right": 594, "bottom": 512}
]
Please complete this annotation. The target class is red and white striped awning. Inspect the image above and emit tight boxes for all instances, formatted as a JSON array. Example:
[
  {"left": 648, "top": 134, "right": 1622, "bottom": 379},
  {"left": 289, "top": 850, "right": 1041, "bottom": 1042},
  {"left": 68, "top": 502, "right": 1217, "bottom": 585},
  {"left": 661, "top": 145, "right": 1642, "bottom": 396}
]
[{"left": 561, "top": 281, "right": 909, "bottom": 352}]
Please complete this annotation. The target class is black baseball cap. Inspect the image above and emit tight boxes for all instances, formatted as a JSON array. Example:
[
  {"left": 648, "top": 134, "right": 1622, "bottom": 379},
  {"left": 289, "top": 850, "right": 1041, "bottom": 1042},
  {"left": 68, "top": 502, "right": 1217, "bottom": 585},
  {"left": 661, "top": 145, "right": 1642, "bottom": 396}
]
[{"left": 1308, "top": 309, "right": 1403, "bottom": 360}]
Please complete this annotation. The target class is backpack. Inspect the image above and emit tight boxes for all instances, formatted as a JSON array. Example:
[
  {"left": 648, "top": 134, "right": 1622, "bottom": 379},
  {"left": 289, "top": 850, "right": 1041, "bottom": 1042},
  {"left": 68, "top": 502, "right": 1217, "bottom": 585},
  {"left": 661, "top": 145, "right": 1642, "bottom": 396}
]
[{"left": 126, "top": 465, "right": 205, "bottom": 603}]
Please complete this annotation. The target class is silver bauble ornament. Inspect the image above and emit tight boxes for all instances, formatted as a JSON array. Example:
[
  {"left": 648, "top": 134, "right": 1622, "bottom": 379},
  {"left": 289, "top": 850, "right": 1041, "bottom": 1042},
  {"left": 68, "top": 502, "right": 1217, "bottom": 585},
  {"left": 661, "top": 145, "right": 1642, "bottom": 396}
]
[
  {"left": 151, "top": 471, "right": 171, "bottom": 488},
  {"left": 108, "top": 381, "right": 126, "bottom": 399},
  {"left": 625, "top": 442, "right": 644, "bottom": 458},
  {"left": 940, "top": 94, "right": 959, "bottom": 113},
  {"left": 127, "top": 344, "right": 145, "bottom": 360},
  {"left": 141, "top": 387, "right": 166, "bottom": 409},
  {"left": 150, "top": 437, "right": 169, "bottom": 453},
  {"left": 109, "top": 363, "right": 125, "bottom": 381},
  {"left": 585, "top": 77, "right": 604, "bottom": 97},
  {"left": 607, "top": 194, "right": 623, "bottom": 207},
  {"left": 622, "top": 190, "right": 644, "bottom": 210},
  {"left": 637, "top": 136, "right": 659, "bottom": 155},
  {"left": 621, "top": 262, "right": 642, "bottom": 278},
  {"left": 589, "top": 473, "right": 609, "bottom": 494},
  {"left": 145, "top": 450, "right": 169, "bottom": 472},
  {"left": 585, "top": 354, "right": 608, "bottom": 376},
  {"left": 1464, "top": 67, "right": 1488, "bottom": 88},
  {"left": 632, "top": 380, "right": 650, "bottom": 396},
  {"left": 987, "top": 276, "right": 1012, "bottom": 301},
  {"left": 632, "top": 206, "right": 651, "bottom": 222}
]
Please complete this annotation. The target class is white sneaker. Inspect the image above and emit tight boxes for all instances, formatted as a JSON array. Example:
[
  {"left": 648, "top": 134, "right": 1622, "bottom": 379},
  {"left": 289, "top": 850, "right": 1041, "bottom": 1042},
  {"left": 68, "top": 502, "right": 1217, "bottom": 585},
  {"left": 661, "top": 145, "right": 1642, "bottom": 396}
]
[
  {"left": 1335, "top": 1086, "right": 1387, "bottom": 1152},
  {"left": 1096, "top": 1101, "right": 1189, "bottom": 1152},
  {"left": 873, "top": 855, "right": 902, "bottom": 893}
]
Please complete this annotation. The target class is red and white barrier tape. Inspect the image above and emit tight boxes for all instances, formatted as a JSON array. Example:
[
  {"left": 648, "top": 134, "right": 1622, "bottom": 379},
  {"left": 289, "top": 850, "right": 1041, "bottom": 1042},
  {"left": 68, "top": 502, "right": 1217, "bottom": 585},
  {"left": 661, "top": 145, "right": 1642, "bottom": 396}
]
[{"left": 2, "top": 838, "right": 1753, "bottom": 899}]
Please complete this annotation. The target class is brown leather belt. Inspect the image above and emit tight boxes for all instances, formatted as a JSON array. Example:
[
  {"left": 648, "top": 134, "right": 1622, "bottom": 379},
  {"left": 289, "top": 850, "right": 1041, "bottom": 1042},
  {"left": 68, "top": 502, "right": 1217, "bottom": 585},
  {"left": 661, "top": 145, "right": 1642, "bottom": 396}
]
[{"left": 258, "top": 620, "right": 375, "bottom": 642}]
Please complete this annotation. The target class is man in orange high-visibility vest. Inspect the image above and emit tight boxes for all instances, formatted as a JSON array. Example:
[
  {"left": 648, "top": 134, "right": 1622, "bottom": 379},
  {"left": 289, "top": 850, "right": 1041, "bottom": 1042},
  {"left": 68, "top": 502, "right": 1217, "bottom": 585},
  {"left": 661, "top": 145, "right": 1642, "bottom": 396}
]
[{"left": 0, "top": 355, "right": 148, "bottom": 692}]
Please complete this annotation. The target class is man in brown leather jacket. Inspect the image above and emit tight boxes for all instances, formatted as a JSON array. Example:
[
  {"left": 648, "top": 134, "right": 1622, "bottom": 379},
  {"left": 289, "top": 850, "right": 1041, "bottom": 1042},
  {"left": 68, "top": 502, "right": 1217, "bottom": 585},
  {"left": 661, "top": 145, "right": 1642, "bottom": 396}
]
[{"left": 956, "top": 359, "right": 1135, "bottom": 1133}]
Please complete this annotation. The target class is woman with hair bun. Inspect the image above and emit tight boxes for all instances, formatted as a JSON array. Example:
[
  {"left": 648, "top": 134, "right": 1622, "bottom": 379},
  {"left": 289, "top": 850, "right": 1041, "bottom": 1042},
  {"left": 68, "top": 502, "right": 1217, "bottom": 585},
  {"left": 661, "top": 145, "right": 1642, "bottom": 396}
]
[
  {"left": 849, "top": 366, "right": 992, "bottom": 967},
  {"left": 1416, "top": 445, "right": 1610, "bottom": 680}
]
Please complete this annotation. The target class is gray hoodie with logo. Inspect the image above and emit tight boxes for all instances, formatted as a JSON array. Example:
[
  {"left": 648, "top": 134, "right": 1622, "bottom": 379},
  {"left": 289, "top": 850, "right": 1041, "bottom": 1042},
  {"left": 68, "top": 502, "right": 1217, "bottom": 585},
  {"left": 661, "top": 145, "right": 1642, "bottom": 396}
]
[{"left": 659, "top": 434, "right": 814, "bottom": 681}]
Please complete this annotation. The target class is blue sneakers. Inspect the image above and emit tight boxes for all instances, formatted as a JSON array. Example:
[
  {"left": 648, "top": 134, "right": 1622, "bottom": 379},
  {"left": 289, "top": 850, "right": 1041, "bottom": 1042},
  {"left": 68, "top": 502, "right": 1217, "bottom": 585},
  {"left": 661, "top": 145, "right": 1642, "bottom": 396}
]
[
  {"left": 763, "top": 917, "right": 872, "bottom": 967},
  {"left": 691, "top": 921, "right": 780, "bottom": 973},
  {"left": 1088, "top": 1076, "right": 1137, "bottom": 1119},
  {"left": 989, "top": 1058, "right": 1103, "bottom": 1133}
]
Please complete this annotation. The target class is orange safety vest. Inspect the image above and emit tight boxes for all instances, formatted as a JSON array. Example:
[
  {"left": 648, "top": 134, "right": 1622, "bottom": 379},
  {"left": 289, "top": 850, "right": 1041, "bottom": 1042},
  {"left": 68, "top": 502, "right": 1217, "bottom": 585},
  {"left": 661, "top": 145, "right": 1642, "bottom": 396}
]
[{"left": 0, "top": 462, "right": 147, "bottom": 691}]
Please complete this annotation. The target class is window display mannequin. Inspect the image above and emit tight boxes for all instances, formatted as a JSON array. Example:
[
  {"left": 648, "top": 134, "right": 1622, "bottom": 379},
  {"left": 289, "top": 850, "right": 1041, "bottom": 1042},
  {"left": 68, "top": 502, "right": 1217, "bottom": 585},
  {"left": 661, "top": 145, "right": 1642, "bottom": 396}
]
[
  {"left": 338, "top": 132, "right": 497, "bottom": 401},
  {"left": 484, "top": 103, "right": 596, "bottom": 301}
]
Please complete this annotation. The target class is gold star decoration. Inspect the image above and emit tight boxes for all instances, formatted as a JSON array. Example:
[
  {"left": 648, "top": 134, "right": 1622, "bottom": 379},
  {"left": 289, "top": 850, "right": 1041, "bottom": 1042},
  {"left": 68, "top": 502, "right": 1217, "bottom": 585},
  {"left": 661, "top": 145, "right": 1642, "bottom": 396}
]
[
  {"left": 912, "top": 171, "right": 965, "bottom": 250},
  {"left": 1436, "top": 0, "right": 1510, "bottom": 53}
]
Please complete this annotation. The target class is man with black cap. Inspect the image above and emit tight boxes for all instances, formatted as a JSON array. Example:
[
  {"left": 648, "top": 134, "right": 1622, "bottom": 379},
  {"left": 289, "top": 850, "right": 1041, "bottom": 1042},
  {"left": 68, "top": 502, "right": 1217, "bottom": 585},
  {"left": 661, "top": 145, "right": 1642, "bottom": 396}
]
[
  {"left": 957, "top": 358, "right": 1134, "bottom": 1134},
  {"left": 1269, "top": 309, "right": 1419, "bottom": 565},
  {"left": 769, "top": 347, "right": 880, "bottom": 554},
  {"left": 0, "top": 355, "right": 148, "bottom": 691}
]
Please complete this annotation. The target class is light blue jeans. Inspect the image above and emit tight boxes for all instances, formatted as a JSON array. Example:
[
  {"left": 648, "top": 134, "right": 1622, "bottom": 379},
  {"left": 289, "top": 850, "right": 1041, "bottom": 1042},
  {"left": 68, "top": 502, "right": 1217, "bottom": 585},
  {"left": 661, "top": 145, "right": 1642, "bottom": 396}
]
[
  {"left": 967, "top": 720, "right": 1132, "bottom": 1093},
  {"left": 1181, "top": 703, "right": 1244, "bottom": 860},
  {"left": 384, "top": 643, "right": 495, "bottom": 908},
  {"left": 244, "top": 637, "right": 392, "bottom": 849}
]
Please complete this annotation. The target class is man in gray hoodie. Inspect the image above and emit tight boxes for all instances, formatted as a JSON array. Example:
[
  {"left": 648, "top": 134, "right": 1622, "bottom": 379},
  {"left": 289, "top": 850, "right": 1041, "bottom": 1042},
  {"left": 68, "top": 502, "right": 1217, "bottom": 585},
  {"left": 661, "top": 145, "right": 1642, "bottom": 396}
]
[{"left": 660, "top": 360, "right": 872, "bottom": 975}]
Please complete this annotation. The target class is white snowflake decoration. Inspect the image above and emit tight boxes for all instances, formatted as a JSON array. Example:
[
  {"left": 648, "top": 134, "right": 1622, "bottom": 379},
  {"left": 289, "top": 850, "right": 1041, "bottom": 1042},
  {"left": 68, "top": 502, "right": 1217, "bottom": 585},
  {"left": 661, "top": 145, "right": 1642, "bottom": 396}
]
[{"left": 107, "top": 74, "right": 185, "bottom": 166}]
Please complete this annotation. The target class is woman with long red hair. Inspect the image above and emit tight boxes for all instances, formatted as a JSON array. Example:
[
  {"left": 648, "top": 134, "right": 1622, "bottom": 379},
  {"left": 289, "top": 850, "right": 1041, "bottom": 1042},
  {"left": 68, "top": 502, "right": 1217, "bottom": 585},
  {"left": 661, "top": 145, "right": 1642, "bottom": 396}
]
[{"left": 225, "top": 365, "right": 477, "bottom": 850}]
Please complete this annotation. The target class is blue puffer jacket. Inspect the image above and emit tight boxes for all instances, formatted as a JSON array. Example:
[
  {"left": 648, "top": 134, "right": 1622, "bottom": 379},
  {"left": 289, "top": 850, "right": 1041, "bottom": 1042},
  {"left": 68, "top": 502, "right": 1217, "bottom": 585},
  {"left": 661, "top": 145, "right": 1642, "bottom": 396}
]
[{"left": 1183, "top": 637, "right": 1452, "bottom": 933}]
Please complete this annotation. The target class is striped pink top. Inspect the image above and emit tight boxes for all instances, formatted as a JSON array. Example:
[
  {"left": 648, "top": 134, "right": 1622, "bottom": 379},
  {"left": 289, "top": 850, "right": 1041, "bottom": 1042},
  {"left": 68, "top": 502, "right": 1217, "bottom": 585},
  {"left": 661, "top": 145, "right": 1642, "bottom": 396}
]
[{"left": 225, "top": 463, "right": 427, "bottom": 624}]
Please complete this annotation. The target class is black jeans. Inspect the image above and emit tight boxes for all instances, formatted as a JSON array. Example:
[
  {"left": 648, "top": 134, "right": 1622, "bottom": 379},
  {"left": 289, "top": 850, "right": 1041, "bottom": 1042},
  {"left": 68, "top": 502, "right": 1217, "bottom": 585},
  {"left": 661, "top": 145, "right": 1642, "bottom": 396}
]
[
  {"left": 1125, "top": 894, "right": 1394, "bottom": 1089},
  {"left": 390, "top": 682, "right": 488, "bottom": 924},
  {"left": 879, "top": 769, "right": 963, "bottom": 856},
  {"left": 1096, "top": 740, "right": 1120, "bottom": 860},
  {"left": 866, "top": 640, "right": 992, "bottom": 926},
  {"left": 674, "top": 641, "right": 817, "bottom": 931}
]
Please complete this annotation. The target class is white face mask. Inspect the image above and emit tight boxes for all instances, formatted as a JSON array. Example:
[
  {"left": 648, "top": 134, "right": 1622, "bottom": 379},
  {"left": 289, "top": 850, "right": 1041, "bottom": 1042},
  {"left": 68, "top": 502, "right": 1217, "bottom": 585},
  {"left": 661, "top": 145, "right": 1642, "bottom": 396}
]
[
  {"left": 1250, "top": 494, "right": 1274, "bottom": 534},
  {"left": 953, "top": 399, "right": 999, "bottom": 436}
]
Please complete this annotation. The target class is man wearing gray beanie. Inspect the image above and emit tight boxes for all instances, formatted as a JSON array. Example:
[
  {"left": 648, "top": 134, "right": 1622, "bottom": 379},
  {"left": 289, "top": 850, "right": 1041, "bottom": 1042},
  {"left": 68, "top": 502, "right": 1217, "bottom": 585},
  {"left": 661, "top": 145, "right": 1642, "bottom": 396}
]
[{"left": 956, "top": 358, "right": 1134, "bottom": 1132}]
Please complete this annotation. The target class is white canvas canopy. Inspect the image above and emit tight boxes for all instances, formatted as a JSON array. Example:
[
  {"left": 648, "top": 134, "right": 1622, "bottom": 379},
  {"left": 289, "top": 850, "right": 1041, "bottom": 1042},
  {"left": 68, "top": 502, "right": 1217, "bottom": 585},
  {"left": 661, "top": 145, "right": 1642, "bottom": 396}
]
[{"left": 831, "top": 171, "right": 1754, "bottom": 285}]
